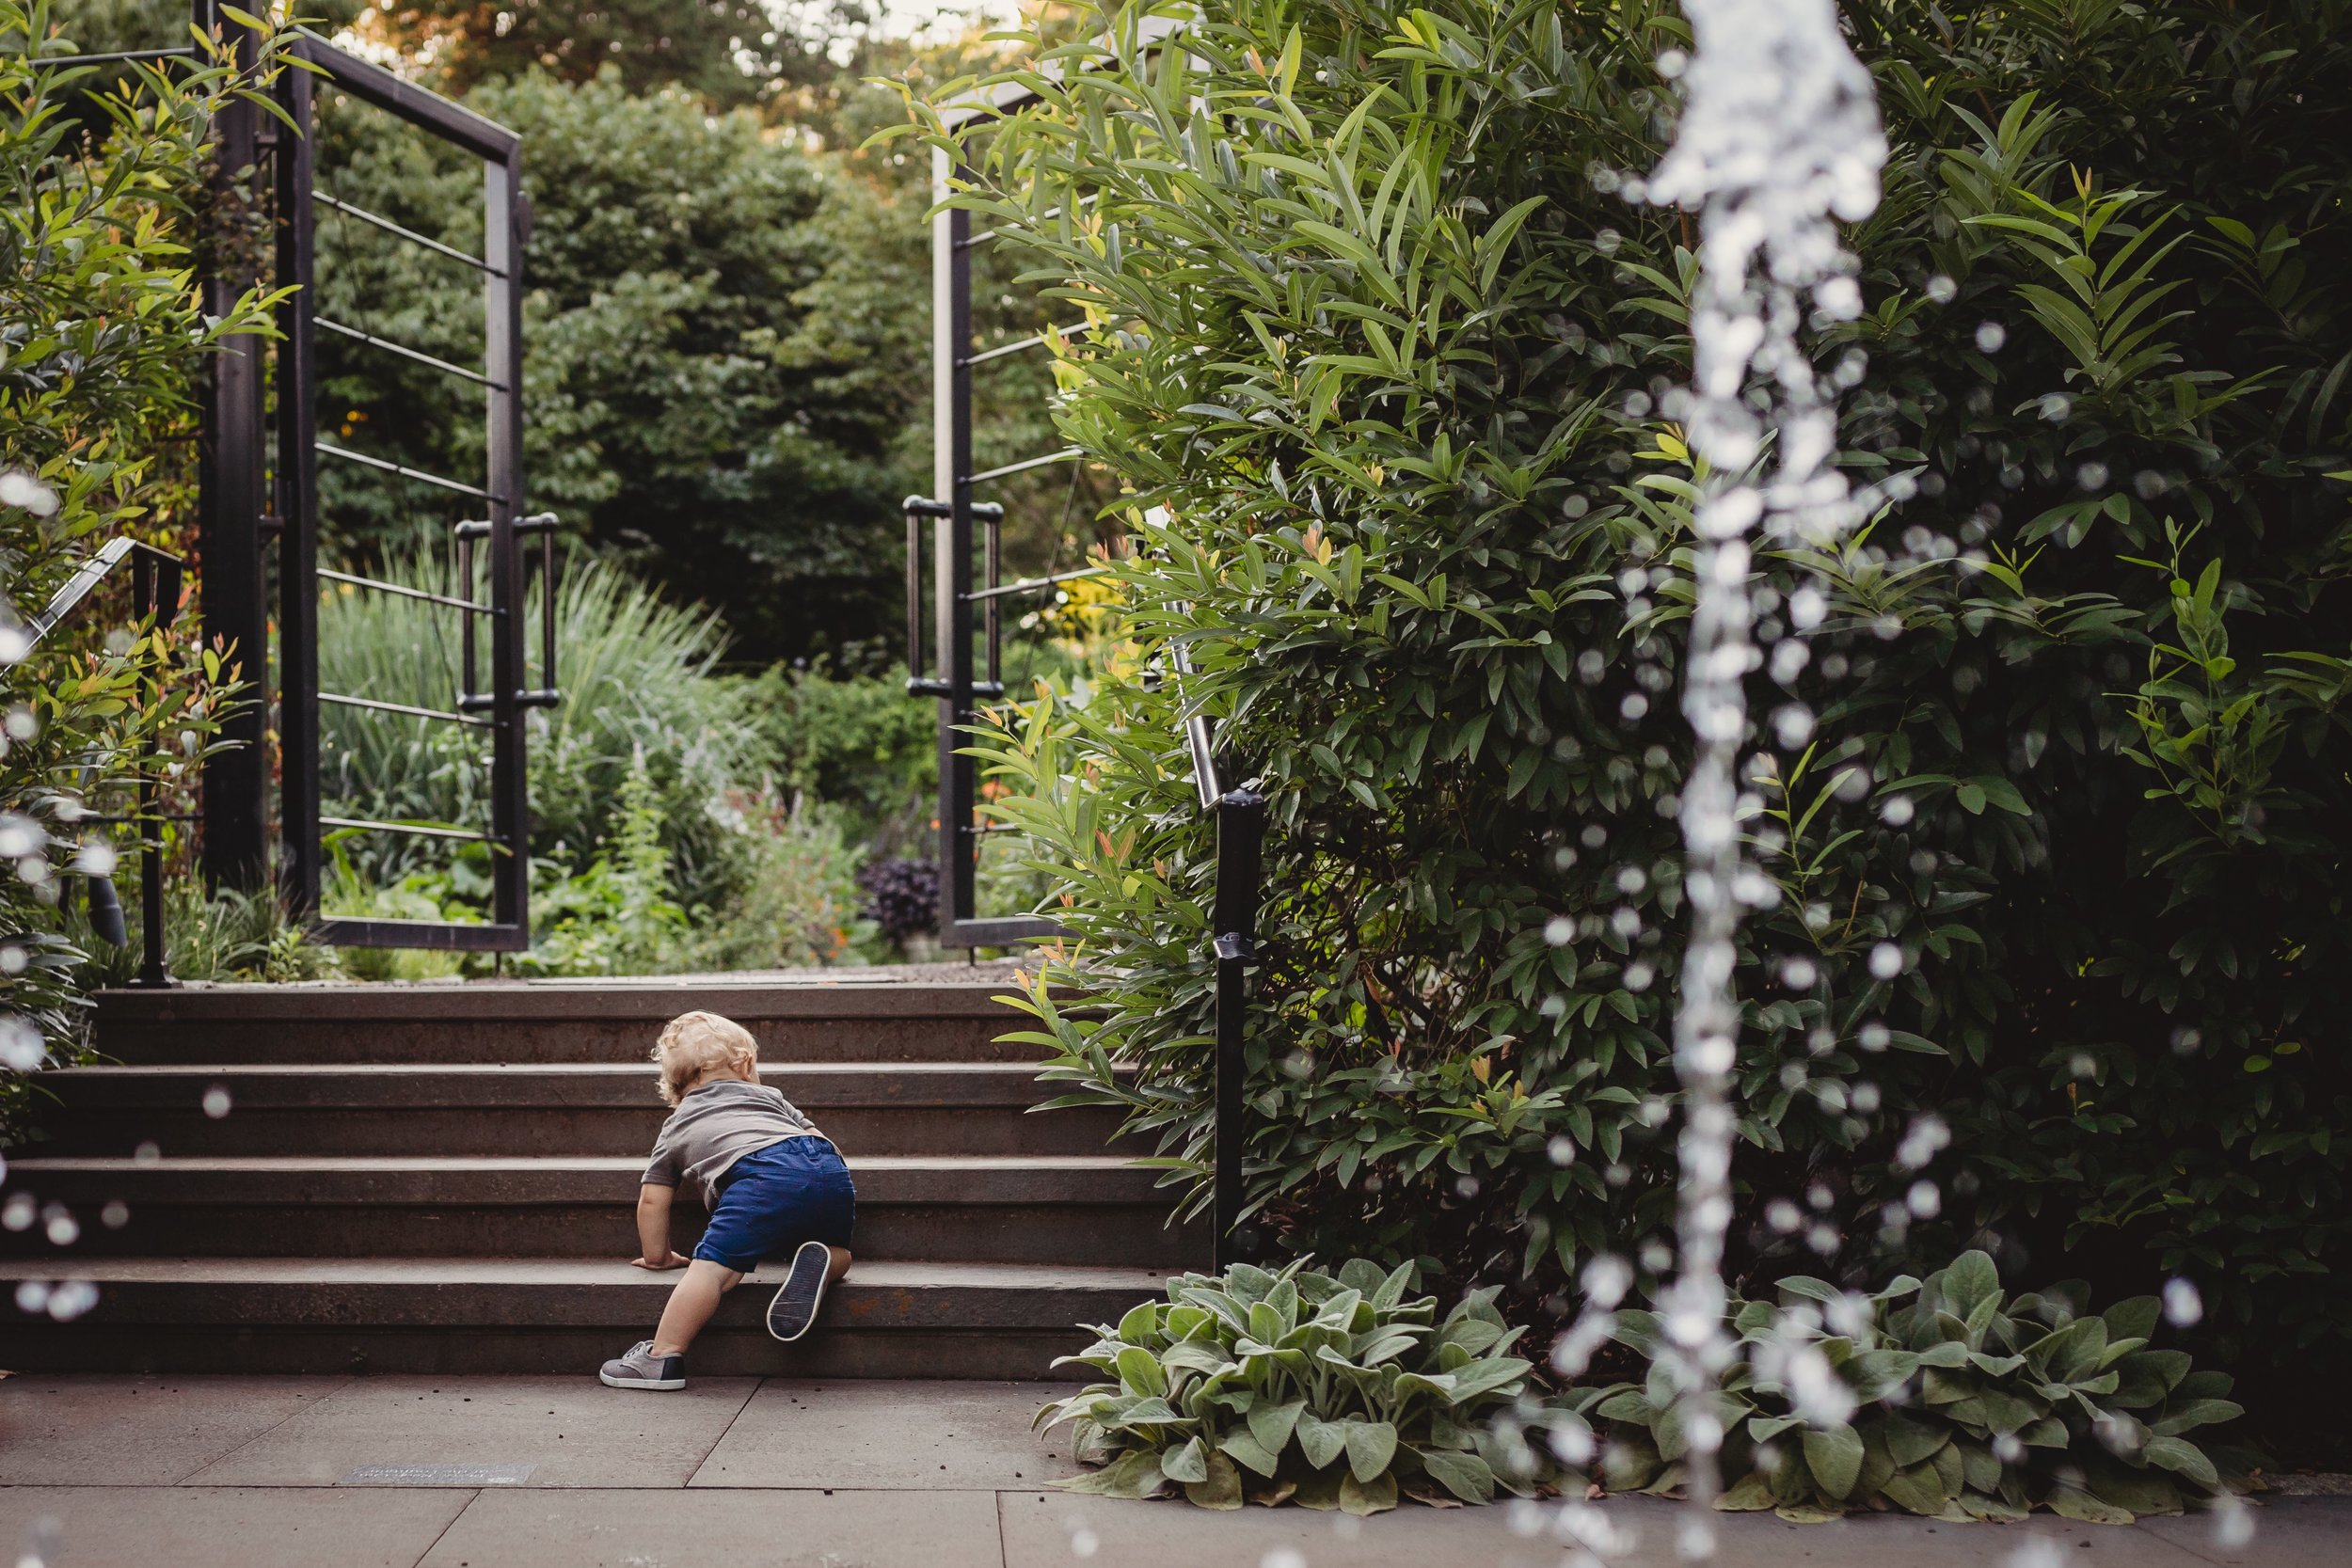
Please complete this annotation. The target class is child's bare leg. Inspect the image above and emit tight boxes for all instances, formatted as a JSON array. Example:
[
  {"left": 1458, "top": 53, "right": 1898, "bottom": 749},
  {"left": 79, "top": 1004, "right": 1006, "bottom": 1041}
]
[
  {"left": 651, "top": 1259, "right": 741, "bottom": 1356},
  {"left": 826, "top": 1245, "right": 852, "bottom": 1281}
]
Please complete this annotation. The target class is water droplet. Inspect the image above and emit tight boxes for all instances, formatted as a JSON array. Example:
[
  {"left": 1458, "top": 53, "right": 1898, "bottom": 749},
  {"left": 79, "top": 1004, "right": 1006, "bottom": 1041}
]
[
  {"left": 2162, "top": 1277, "right": 2203, "bottom": 1327},
  {"left": 203, "top": 1085, "right": 232, "bottom": 1119},
  {"left": 46, "top": 1278, "right": 97, "bottom": 1321},
  {"left": 1975, "top": 321, "right": 2008, "bottom": 353}
]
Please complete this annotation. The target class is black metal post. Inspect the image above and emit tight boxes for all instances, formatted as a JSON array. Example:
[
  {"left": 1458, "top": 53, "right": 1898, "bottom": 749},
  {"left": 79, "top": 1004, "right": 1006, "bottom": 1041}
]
[
  {"left": 932, "top": 145, "right": 977, "bottom": 945},
  {"left": 273, "top": 59, "right": 320, "bottom": 918},
  {"left": 484, "top": 147, "right": 530, "bottom": 938},
  {"left": 197, "top": 2, "right": 270, "bottom": 890},
  {"left": 133, "top": 548, "right": 183, "bottom": 988},
  {"left": 983, "top": 505, "right": 1001, "bottom": 688},
  {"left": 1210, "top": 786, "right": 1265, "bottom": 1269}
]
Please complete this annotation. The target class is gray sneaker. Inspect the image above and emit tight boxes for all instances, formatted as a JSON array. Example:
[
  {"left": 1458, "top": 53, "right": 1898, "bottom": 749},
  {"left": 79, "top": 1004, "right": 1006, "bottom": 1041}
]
[{"left": 599, "top": 1339, "right": 685, "bottom": 1390}]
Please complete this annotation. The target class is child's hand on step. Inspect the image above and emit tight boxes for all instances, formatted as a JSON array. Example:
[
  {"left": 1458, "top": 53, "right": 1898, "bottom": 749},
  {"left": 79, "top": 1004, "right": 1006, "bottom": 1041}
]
[{"left": 631, "top": 1251, "right": 691, "bottom": 1271}]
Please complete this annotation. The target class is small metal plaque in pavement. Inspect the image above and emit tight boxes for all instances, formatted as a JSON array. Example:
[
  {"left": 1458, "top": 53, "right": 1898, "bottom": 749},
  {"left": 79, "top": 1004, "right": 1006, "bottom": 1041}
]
[{"left": 342, "top": 1464, "right": 535, "bottom": 1486}]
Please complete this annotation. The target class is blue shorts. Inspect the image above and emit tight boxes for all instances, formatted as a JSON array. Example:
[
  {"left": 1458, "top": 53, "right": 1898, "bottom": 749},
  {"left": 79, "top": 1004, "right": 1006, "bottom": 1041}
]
[{"left": 693, "top": 1137, "right": 857, "bottom": 1272}]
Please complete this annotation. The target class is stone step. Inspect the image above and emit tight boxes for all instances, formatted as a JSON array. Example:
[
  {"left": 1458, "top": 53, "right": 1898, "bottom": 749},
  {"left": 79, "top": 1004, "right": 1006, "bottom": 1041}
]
[
  {"left": 25, "top": 1063, "right": 1128, "bottom": 1159},
  {"left": 94, "top": 980, "right": 1055, "bottom": 1066},
  {"left": 2, "top": 1155, "right": 1208, "bottom": 1269},
  {"left": 0, "top": 1256, "right": 1166, "bottom": 1378}
]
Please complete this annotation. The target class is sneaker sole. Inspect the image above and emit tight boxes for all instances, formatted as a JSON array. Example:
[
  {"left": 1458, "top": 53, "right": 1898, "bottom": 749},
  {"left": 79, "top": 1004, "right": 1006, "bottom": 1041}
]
[
  {"left": 598, "top": 1370, "right": 686, "bottom": 1391},
  {"left": 767, "top": 1241, "right": 833, "bottom": 1342}
]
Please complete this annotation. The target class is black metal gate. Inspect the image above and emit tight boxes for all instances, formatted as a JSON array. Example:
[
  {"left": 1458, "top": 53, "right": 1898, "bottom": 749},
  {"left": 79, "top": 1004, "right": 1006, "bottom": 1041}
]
[
  {"left": 156, "top": 13, "right": 553, "bottom": 952},
  {"left": 266, "top": 35, "right": 550, "bottom": 951},
  {"left": 902, "top": 140, "right": 1088, "bottom": 950}
]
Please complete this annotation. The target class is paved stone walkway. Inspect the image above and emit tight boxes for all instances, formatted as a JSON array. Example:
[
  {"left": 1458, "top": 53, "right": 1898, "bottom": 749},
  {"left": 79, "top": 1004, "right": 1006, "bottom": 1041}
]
[{"left": 0, "top": 1375, "right": 2339, "bottom": 1566}]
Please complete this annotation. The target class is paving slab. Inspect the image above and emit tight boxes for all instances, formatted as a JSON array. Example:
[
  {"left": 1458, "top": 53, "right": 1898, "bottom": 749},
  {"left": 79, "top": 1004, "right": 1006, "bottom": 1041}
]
[
  {"left": 2136, "top": 1495, "right": 2352, "bottom": 1566},
  {"left": 997, "top": 1491, "right": 2238, "bottom": 1568},
  {"left": 1694, "top": 1504, "right": 2219, "bottom": 1567},
  {"left": 999, "top": 1489, "right": 1558, "bottom": 1568},
  {"left": 416, "top": 1485, "right": 1004, "bottom": 1568},
  {"left": 180, "top": 1374, "right": 757, "bottom": 1488},
  {"left": 1525, "top": 1496, "right": 2228, "bottom": 1568},
  {"left": 0, "top": 1373, "right": 349, "bottom": 1485},
  {"left": 691, "top": 1379, "right": 1068, "bottom": 1488},
  {"left": 0, "top": 1485, "right": 471, "bottom": 1568}
]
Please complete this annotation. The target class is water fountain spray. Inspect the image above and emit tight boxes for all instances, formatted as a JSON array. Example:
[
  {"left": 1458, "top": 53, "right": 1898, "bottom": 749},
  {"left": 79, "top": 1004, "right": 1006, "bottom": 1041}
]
[{"left": 1637, "top": 0, "right": 1884, "bottom": 1554}]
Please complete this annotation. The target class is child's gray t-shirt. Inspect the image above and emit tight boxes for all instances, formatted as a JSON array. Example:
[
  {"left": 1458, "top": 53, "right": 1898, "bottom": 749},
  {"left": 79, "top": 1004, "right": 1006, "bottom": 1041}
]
[{"left": 643, "top": 1079, "right": 821, "bottom": 1209}]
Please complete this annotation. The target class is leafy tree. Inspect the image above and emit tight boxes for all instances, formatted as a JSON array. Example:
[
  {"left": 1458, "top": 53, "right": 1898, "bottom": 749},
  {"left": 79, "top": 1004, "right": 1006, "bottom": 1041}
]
[
  {"left": 350, "top": 0, "right": 869, "bottom": 108},
  {"left": 305, "top": 67, "right": 925, "bottom": 662},
  {"left": 910, "top": 0, "right": 2352, "bottom": 1422}
]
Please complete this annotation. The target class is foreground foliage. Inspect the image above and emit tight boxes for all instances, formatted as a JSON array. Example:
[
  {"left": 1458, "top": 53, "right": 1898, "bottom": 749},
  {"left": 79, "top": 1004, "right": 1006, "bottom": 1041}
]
[
  {"left": 1, "top": 4, "right": 285, "bottom": 1139},
  {"left": 1588, "top": 1250, "right": 2249, "bottom": 1523},
  {"left": 1040, "top": 1258, "right": 1559, "bottom": 1513},
  {"left": 922, "top": 0, "right": 2352, "bottom": 1393}
]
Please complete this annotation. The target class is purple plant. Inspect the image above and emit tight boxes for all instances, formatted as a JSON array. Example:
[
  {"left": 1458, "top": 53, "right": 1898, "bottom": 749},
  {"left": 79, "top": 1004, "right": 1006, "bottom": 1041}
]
[{"left": 856, "top": 857, "right": 938, "bottom": 943}]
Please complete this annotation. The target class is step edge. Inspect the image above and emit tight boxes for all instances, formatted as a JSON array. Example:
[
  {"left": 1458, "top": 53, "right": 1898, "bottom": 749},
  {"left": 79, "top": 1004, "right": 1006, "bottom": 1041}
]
[{"left": 95, "top": 980, "right": 1071, "bottom": 1024}]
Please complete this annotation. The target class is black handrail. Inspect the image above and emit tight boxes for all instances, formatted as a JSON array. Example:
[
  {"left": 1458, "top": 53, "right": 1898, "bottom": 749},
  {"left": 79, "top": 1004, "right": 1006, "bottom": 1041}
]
[
  {"left": 1170, "top": 638, "right": 1265, "bottom": 1270},
  {"left": 25, "top": 537, "right": 187, "bottom": 988}
]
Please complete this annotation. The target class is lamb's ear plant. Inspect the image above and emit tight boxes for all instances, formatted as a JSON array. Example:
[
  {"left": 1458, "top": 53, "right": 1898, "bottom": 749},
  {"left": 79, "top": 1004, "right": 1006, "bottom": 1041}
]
[
  {"left": 1581, "top": 1250, "right": 2255, "bottom": 1524},
  {"left": 1039, "top": 1259, "right": 1581, "bottom": 1513}
]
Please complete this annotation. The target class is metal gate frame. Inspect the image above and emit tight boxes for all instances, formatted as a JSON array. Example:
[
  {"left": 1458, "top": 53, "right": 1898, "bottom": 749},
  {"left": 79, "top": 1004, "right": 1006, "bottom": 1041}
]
[
  {"left": 266, "top": 32, "right": 543, "bottom": 951},
  {"left": 901, "top": 167, "right": 1073, "bottom": 951},
  {"left": 904, "top": 16, "right": 1188, "bottom": 951}
]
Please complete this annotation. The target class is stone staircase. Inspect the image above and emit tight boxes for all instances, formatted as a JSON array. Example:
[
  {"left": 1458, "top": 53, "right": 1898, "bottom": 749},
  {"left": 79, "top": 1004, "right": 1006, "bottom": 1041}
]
[{"left": 0, "top": 979, "right": 1203, "bottom": 1377}]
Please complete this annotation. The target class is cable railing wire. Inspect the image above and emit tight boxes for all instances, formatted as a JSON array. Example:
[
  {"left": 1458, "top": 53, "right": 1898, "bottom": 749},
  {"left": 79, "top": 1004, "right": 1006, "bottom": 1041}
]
[
  {"left": 311, "top": 189, "right": 502, "bottom": 275},
  {"left": 24, "top": 47, "right": 200, "bottom": 70},
  {"left": 966, "top": 447, "right": 1083, "bottom": 486},
  {"left": 317, "top": 567, "right": 493, "bottom": 615},
  {"left": 314, "top": 441, "right": 500, "bottom": 502},
  {"left": 317, "top": 316, "right": 503, "bottom": 388}
]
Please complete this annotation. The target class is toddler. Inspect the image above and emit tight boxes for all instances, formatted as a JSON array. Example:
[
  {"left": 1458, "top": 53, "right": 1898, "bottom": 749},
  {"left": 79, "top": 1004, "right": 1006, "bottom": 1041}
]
[{"left": 599, "top": 1010, "right": 855, "bottom": 1390}]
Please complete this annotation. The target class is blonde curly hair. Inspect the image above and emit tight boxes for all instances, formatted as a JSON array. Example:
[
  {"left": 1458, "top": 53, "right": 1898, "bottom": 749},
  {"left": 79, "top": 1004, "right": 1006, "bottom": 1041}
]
[{"left": 652, "top": 1010, "right": 758, "bottom": 1106}]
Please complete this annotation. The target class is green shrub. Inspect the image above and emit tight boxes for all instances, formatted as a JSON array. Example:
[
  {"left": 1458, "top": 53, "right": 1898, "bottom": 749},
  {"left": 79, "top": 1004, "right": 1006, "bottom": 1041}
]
[
  {"left": 915, "top": 0, "right": 2352, "bottom": 1388},
  {"left": 316, "top": 546, "right": 760, "bottom": 910},
  {"left": 75, "top": 882, "right": 342, "bottom": 988},
  {"left": 1584, "top": 1250, "right": 2251, "bottom": 1524},
  {"left": 303, "top": 68, "right": 923, "bottom": 665},
  {"left": 1040, "top": 1258, "right": 1564, "bottom": 1513},
  {"left": 741, "top": 661, "right": 936, "bottom": 853},
  {"left": 677, "top": 787, "right": 876, "bottom": 971},
  {"left": 516, "top": 758, "right": 696, "bottom": 976},
  {"left": 315, "top": 546, "right": 893, "bottom": 974}
]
